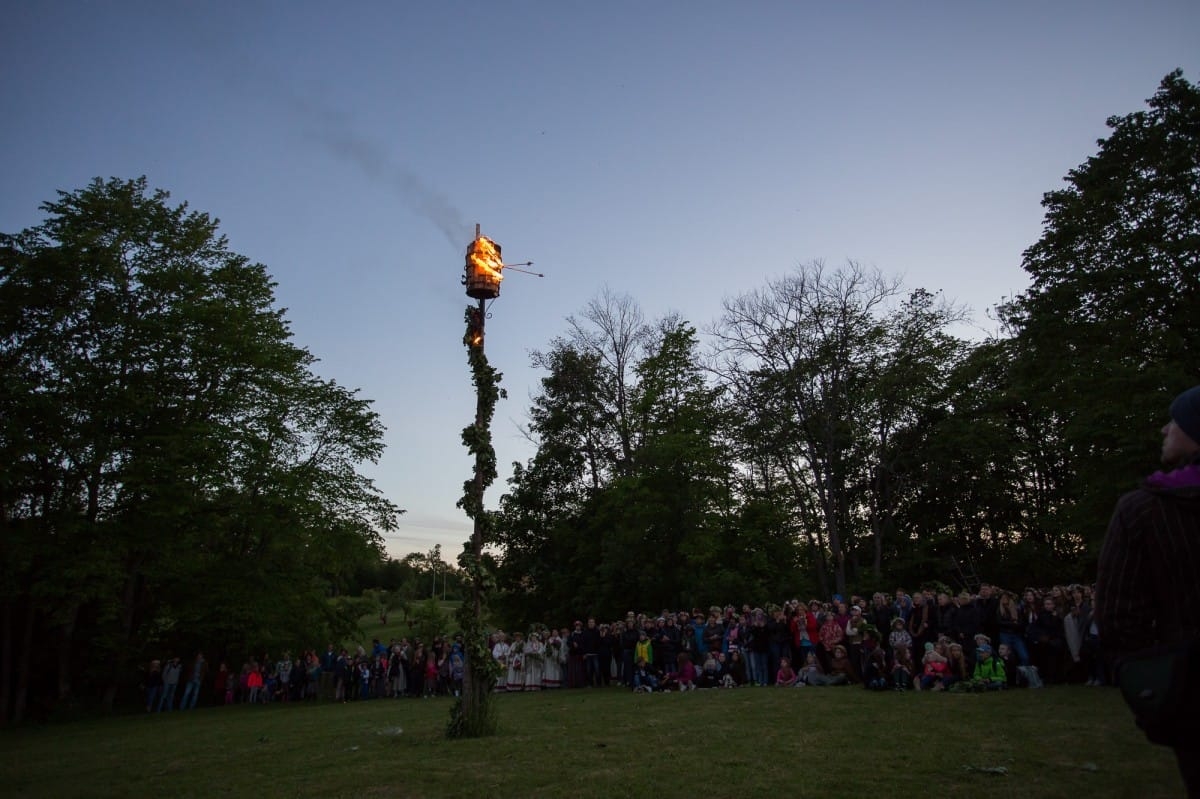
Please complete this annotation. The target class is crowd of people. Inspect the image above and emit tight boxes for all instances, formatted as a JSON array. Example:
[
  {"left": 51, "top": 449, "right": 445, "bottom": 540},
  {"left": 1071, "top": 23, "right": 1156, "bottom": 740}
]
[
  {"left": 487, "top": 583, "right": 1103, "bottom": 694},
  {"left": 141, "top": 582, "right": 1104, "bottom": 711},
  {"left": 142, "top": 636, "right": 469, "bottom": 711}
]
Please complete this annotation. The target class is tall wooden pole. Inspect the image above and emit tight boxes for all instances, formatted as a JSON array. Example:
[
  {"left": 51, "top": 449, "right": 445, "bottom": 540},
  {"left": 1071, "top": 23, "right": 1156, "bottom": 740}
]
[
  {"left": 470, "top": 295, "right": 486, "bottom": 624},
  {"left": 449, "top": 253, "right": 502, "bottom": 738}
]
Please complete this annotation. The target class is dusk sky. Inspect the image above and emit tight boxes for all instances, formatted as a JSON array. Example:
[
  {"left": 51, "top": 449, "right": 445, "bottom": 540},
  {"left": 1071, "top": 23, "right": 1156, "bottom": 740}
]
[{"left": 4, "top": 2, "right": 1198, "bottom": 561}]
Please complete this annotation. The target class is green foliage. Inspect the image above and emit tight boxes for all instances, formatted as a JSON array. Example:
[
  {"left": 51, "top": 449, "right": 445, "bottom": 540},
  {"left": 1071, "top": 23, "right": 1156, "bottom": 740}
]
[
  {"left": 494, "top": 314, "right": 765, "bottom": 619},
  {"left": 361, "top": 588, "right": 410, "bottom": 626},
  {"left": 409, "top": 596, "right": 449, "bottom": 646},
  {"left": 0, "top": 177, "right": 400, "bottom": 720},
  {"left": 999, "top": 70, "right": 1200, "bottom": 559},
  {"left": 714, "top": 263, "right": 971, "bottom": 596},
  {"left": 449, "top": 304, "right": 503, "bottom": 738}
]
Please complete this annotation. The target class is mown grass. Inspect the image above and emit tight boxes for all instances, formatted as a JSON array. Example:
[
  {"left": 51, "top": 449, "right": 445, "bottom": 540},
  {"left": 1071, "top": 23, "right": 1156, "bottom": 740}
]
[{"left": 0, "top": 684, "right": 1180, "bottom": 799}]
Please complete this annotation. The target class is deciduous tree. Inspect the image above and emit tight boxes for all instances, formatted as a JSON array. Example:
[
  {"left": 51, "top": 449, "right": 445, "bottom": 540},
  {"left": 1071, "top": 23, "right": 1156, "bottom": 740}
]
[
  {"left": 999, "top": 69, "right": 1200, "bottom": 550},
  {"left": 0, "top": 178, "right": 398, "bottom": 721}
]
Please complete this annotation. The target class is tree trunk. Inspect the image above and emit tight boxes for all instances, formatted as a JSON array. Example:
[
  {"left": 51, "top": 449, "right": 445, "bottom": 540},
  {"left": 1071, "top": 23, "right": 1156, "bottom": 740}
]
[
  {"left": 822, "top": 474, "right": 846, "bottom": 597},
  {"left": 780, "top": 461, "right": 830, "bottom": 598},
  {"left": 12, "top": 601, "right": 36, "bottom": 724},
  {"left": 871, "top": 461, "right": 889, "bottom": 578},
  {"left": 56, "top": 602, "right": 80, "bottom": 702},
  {"left": 0, "top": 598, "right": 12, "bottom": 726},
  {"left": 101, "top": 563, "right": 143, "bottom": 712}
]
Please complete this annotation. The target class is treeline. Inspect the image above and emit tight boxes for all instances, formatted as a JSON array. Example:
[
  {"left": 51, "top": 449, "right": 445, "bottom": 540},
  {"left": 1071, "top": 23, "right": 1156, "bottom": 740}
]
[
  {"left": 0, "top": 179, "right": 400, "bottom": 723},
  {"left": 488, "top": 71, "right": 1200, "bottom": 627},
  {"left": 347, "top": 545, "right": 467, "bottom": 607}
]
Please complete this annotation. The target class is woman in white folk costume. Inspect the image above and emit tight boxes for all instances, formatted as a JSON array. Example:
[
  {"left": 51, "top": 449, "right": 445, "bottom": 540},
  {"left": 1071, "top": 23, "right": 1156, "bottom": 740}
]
[
  {"left": 542, "top": 629, "right": 563, "bottom": 689},
  {"left": 506, "top": 632, "right": 526, "bottom": 692},
  {"left": 491, "top": 632, "right": 509, "bottom": 693},
  {"left": 523, "top": 632, "right": 546, "bottom": 691}
]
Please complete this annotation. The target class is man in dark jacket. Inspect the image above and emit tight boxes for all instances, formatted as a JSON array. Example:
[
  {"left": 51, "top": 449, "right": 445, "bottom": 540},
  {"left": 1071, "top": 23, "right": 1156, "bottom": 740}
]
[
  {"left": 620, "top": 620, "right": 640, "bottom": 686},
  {"left": 656, "top": 616, "right": 681, "bottom": 673},
  {"left": 1097, "top": 384, "right": 1200, "bottom": 797},
  {"left": 976, "top": 583, "right": 1001, "bottom": 649},
  {"left": 581, "top": 617, "right": 602, "bottom": 687},
  {"left": 1026, "top": 595, "right": 1066, "bottom": 683}
]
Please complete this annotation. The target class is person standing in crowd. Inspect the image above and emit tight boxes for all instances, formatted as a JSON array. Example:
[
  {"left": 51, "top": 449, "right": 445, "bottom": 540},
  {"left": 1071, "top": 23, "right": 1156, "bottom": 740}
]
[
  {"left": 615, "top": 619, "right": 635, "bottom": 687},
  {"left": 320, "top": 643, "right": 336, "bottom": 700},
  {"left": 158, "top": 656, "right": 182, "bottom": 711},
  {"left": 567, "top": 620, "right": 586, "bottom": 688},
  {"left": 1097, "top": 384, "right": 1200, "bottom": 797},
  {"left": 976, "top": 584, "right": 1000, "bottom": 650},
  {"left": 653, "top": 618, "right": 677, "bottom": 680},
  {"left": 333, "top": 649, "right": 349, "bottom": 702},
  {"left": 490, "top": 632, "right": 509, "bottom": 693},
  {"left": 213, "top": 661, "right": 229, "bottom": 706},
  {"left": 543, "top": 628, "right": 564, "bottom": 689},
  {"left": 747, "top": 609, "right": 770, "bottom": 686},
  {"left": 246, "top": 661, "right": 264, "bottom": 703},
  {"left": 1027, "top": 594, "right": 1066, "bottom": 684},
  {"left": 388, "top": 642, "right": 407, "bottom": 698},
  {"left": 144, "top": 659, "right": 163, "bottom": 712},
  {"left": 933, "top": 592, "right": 956, "bottom": 643},
  {"left": 870, "top": 593, "right": 893, "bottom": 645},
  {"left": 768, "top": 607, "right": 792, "bottom": 684},
  {"left": 996, "top": 591, "right": 1031, "bottom": 668},
  {"left": 907, "top": 591, "right": 934, "bottom": 657},
  {"left": 597, "top": 622, "right": 616, "bottom": 686},
  {"left": 523, "top": 632, "right": 545, "bottom": 692},
  {"left": 178, "top": 651, "right": 206, "bottom": 710},
  {"left": 506, "top": 631, "right": 525, "bottom": 692},
  {"left": 276, "top": 652, "right": 292, "bottom": 702},
  {"left": 580, "top": 617, "right": 602, "bottom": 687},
  {"left": 893, "top": 588, "right": 913, "bottom": 624}
]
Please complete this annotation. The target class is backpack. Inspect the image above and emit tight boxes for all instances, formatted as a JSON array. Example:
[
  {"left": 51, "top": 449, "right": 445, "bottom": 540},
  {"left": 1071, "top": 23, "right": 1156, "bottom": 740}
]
[{"left": 1116, "top": 639, "right": 1200, "bottom": 746}]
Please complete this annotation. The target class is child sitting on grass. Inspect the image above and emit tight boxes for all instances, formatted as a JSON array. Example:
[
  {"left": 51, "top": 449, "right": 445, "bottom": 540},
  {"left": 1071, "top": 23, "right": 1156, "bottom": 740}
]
[
  {"left": 860, "top": 643, "right": 889, "bottom": 691},
  {"left": 972, "top": 644, "right": 1006, "bottom": 690},
  {"left": 775, "top": 656, "right": 798, "bottom": 687},
  {"left": 919, "top": 643, "right": 949, "bottom": 691},
  {"left": 632, "top": 657, "right": 659, "bottom": 693},
  {"left": 674, "top": 652, "right": 698, "bottom": 691},
  {"left": 799, "top": 651, "right": 847, "bottom": 686},
  {"left": 697, "top": 651, "right": 722, "bottom": 688}
]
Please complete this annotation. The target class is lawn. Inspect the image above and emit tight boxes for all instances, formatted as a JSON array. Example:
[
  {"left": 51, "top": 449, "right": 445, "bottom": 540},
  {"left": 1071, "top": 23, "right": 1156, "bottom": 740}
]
[
  {"left": 0, "top": 684, "right": 1180, "bottom": 799},
  {"left": 350, "top": 602, "right": 462, "bottom": 651}
]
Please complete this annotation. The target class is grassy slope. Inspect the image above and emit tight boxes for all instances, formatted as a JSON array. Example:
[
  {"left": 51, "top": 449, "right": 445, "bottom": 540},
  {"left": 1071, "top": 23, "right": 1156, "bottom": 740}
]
[
  {"left": 0, "top": 685, "right": 1180, "bottom": 799},
  {"left": 349, "top": 604, "right": 462, "bottom": 651}
]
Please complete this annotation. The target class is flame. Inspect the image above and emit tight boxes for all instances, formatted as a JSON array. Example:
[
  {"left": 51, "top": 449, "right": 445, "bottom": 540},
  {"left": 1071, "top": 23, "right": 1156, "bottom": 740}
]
[{"left": 467, "top": 236, "right": 504, "bottom": 283}]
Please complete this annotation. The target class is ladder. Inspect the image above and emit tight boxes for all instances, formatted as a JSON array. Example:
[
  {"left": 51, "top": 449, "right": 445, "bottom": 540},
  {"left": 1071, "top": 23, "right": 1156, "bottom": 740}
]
[{"left": 950, "top": 555, "right": 981, "bottom": 593}]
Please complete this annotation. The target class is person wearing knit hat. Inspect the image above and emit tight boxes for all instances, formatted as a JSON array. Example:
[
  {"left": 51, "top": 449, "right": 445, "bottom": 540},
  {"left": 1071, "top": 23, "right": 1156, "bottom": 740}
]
[
  {"left": 1165, "top": 385, "right": 1200, "bottom": 466},
  {"left": 1097, "top": 384, "right": 1200, "bottom": 795}
]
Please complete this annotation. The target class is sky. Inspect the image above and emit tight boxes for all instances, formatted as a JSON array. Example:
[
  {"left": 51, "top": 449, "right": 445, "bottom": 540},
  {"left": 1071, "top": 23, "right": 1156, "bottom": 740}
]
[{"left": 3, "top": 1, "right": 1198, "bottom": 562}]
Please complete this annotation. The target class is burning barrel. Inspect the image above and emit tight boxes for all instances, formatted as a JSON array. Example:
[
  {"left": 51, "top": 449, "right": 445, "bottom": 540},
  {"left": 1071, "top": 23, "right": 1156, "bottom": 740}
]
[{"left": 464, "top": 233, "right": 503, "bottom": 299}]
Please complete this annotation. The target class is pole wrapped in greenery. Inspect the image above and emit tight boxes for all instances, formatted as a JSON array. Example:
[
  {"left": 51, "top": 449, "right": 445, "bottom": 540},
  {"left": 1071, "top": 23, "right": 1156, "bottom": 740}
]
[{"left": 447, "top": 304, "right": 504, "bottom": 738}]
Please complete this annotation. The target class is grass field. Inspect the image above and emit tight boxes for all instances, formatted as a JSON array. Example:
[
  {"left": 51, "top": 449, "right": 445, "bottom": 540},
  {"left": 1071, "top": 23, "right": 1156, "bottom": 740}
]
[
  {"left": 0, "top": 684, "right": 1181, "bottom": 799},
  {"left": 350, "top": 602, "right": 461, "bottom": 651}
]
